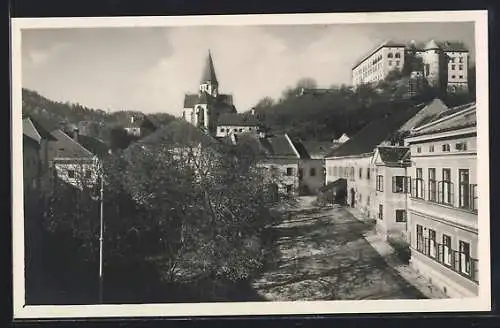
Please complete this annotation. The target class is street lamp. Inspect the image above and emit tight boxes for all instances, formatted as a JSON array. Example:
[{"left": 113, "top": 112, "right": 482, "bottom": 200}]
[{"left": 91, "top": 157, "right": 104, "bottom": 303}]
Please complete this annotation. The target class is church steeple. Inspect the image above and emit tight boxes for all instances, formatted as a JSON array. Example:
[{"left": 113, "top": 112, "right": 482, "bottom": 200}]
[
  {"left": 199, "top": 50, "right": 219, "bottom": 97},
  {"left": 201, "top": 50, "right": 218, "bottom": 84}
]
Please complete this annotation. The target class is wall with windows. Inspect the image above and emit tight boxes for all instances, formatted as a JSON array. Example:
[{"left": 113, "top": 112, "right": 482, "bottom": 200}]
[
  {"left": 445, "top": 51, "right": 469, "bottom": 92},
  {"left": 53, "top": 159, "right": 99, "bottom": 190},
  {"left": 299, "top": 158, "right": 325, "bottom": 195},
  {"left": 215, "top": 125, "right": 260, "bottom": 137},
  {"left": 258, "top": 158, "right": 300, "bottom": 196},
  {"left": 325, "top": 155, "right": 374, "bottom": 213},
  {"left": 406, "top": 129, "right": 478, "bottom": 297},
  {"left": 374, "top": 165, "right": 411, "bottom": 240},
  {"left": 352, "top": 46, "right": 405, "bottom": 87}
]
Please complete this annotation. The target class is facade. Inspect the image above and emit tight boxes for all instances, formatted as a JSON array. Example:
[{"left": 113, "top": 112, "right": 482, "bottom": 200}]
[
  {"left": 352, "top": 39, "right": 469, "bottom": 93},
  {"left": 123, "top": 115, "right": 156, "bottom": 138},
  {"left": 325, "top": 99, "right": 451, "bottom": 239},
  {"left": 405, "top": 103, "right": 478, "bottom": 298},
  {"left": 215, "top": 111, "right": 264, "bottom": 138},
  {"left": 182, "top": 50, "right": 237, "bottom": 134}
]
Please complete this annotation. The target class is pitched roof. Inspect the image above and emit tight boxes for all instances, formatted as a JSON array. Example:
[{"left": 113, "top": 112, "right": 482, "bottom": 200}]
[
  {"left": 183, "top": 93, "right": 234, "bottom": 109},
  {"left": 326, "top": 104, "right": 422, "bottom": 158},
  {"left": 217, "top": 113, "right": 262, "bottom": 127},
  {"left": 259, "top": 134, "right": 300, "bottom": 158},
  {"left": 50, "top": 129, "right": 95, "bottom": 159},
  {"left": 291, "top": 141, "right": 311, "bottom": 159},
  {"left": 410, "top": 103, "right": 476, "bottom": 137},
  {"left": 22, "top": 116, "right": 57, "bottom": 142},
  {"left": 377, "top": 146, "right": 410, "bottom": 163},
  {"left": 77, "top": 135, "right": 109, "bottom": 158},
  {"left": 353, "top": 40, "right": 406, "bottom": 69},
  {"left": 139, "top": 119, "right": 217, "bottom": 147},
  {"left": 201, "top": 50, "right": 218, "bottom": 84},
  {"left": 300, "top": 141, "right": 333, "bottom": 158},
  {"left": 398, "top": 98, "right": 449, "bottom": 131},
  {"left": 424, "top": 39, "right": 440, "bottom": 50}
]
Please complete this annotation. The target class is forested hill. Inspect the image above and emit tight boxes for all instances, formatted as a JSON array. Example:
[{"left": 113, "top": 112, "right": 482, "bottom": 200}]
[
  {"left": 21, "top": 88, "right": 176, "bottom": 142},
  {"left": 249, "top": 74, "right": 475, "bottom": 142}
]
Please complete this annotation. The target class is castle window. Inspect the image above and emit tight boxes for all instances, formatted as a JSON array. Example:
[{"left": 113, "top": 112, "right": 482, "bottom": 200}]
[
  {"left": 451, "top": 64, "right": 455, "bottom": 70},
  {"left": 452, "top": 75, "right": 456, "bottom": 79},
  {"left": 395, "top": 52, "right": 401, "bottom": 58},
  {"left": 459, "top": 57, "right": 463, "bottom": 63},
  {"left": 459, "top": 64, "right": 463, "bottom": 70},
  {"left": 459, "top": 75, "right": 464, "bottom": 79},
  {"left": 388, "top": 53, "right": 393, "bottom": 58},
  {"left": 442, "top": 144, "right": 451, "bottom": 152},
  {"left": 239, "top": 128, "right": 243, "bottom": 132}
]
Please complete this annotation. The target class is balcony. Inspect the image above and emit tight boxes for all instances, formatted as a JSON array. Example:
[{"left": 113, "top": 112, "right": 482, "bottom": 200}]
[{"left": 415, "top": 237, "right": 478, "bottom": 284}]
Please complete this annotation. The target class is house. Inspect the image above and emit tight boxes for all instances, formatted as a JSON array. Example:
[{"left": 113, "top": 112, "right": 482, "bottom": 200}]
[
  {"left": 215, "top": 111, "right": 265, "bottom": 138},
  {"left": 182, "top": 50, "right": 237, "bottom": 134},
  {"left": 22, "top": 115, "right": 58, "bottom": 193},
  {"left": 48, "top": 128, "right": 100, "bottom": 190},
  {"left": 295, "top": 141, "right": 333, "bottom": 195},
  {"left": 324, "top": 98, "right": 450, "bottom": 239},
  {"left": 123, "top": 115, "right": 157, "bottom": 138},
  {"left": 405, "top": 102, "right": 478, "bottom": 298},
  {"left": 352, "top": 39, "right": 470, "bottom": 93}
]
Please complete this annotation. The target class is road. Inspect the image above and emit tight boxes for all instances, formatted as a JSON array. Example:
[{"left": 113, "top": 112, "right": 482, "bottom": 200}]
[{"left": 252, "top": 196, "right": 425, "bottom": 300}]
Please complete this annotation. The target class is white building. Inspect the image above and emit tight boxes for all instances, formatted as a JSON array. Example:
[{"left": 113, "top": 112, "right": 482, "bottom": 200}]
[{"left": 405, "top": 102, "right": 478, "bottom": 298}]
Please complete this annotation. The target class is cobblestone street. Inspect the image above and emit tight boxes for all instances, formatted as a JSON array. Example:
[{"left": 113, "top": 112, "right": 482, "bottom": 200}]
[{"left": 252, "top": 197, "right": 426, "bottom": 300}]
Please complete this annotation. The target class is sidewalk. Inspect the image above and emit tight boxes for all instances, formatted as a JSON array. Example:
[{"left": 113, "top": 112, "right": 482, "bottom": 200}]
[{"left": 345, "top": 207, "right": 448, "bottom": 299}]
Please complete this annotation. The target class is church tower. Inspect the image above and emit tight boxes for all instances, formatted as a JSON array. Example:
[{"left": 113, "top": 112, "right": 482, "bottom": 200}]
[{"left": 199, "top": 50, "right": 219, "bottom": 97}]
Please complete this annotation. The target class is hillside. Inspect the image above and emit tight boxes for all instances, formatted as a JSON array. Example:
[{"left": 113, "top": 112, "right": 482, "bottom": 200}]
[
  {"left": 250, "top": 75, "right": 475, "bottom": 142},
  {"left": 21, "top": 88, "right": 177, "bottom": 143}
]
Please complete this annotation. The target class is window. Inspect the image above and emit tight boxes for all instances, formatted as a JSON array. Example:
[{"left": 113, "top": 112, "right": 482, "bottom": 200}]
[
  {"left": 429, "top": 144, "right": 434, "bottom": 152},
  {"left": 417, "top": 146, "right": 422, "bottom": 153},
  {"left": 366, "top": 167, "right": 371, "bottom": 180},
  {"left": 85, "top": 170, "right": 92, "bottom": 179},
  {"left": 459, "top": 241, "right": 471, "bottom": 275},
  {"left": 459, "top": 75, "right": 464, "bottom": 79},
  {"left": 286, "top": 184, "right": 293, "bottom": 194},
  {"left": 443, "top": 234, "right": 452, "bottom": 266},
  {"left": 459, "top": 169, "right": 470, "bottom": 208},
  {"left": 286, "top": 167, "right": 294, "bottom": 176},
  {"left": 378, "top": 204, "right": 384, "bottom": 220},
  {"left": 367, "top": 196, "right": 370, "bottom": 206},
  {"left": 459, "top": 57, "right": 463, "bottom": 63},
  {"left": 438, "top": 168, "right": 453, "bottom": 205},
  {"left": 442, "top": 144, "right": 451, "bottom": 152},
  {"left": 68, "top": 170, "right": 75, "bottom": 178},
  {"left": 455, "top": 142, "right": 467, "bottom": 151},
  {"left": 428, "top": 168, "right": 437, "bottom": 202},
  {"left": 451, "top": 75, "right": 456, "bottom": 79},
  {"left": 416, "top": 225, "right": 424, "bottom": 252},
  {"left": 310, "top": 168, "right": 316, "bottom": 177},
  {"left": 359, "top": 167, "right": 363, "bottom": 179},
  {"left": 392, "top": 176, "right": 409, "bottom": 193},
  {"left": 388, "top": 60, "right": 392, "bottom": 66},
  {"left": 376, "top": 175, "right": 384, "bottom": 192},
  {"left": 388, "top": 52, "right": 393, "bottom": 58},
  {"left": 333, "top": 166, "right": 338, "bottom": 176},
  {"left": 395, "top": 52, "right": 401, "bottom": 58},
  {"left": 350, "top": 167, "right": 355, "bottom": 181},
  {"left": 452, "top": 64, "right": 456, "bottom": 70},
  {"left": 459, "top": 64, "right": 463, "bottom": 70},
  {"left": 429, "top": 229, "right": 437, "bottom": 259},
  {"left": 233, "top": 128, "right": 238, "bottom": 132},
  {"left": 220, "top": 128, "right": 225, "bottom": 133},
  {"left": 395, "top": 209, "right": 407, "bottom": 222},
  {"left": 414, "top": 168, "right": 424, "bottom": 198}
]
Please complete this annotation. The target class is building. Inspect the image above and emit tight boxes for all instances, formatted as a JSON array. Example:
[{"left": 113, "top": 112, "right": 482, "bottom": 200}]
[
  {"left": 215, "top": 111, "right": 264, "bottom": 138},
  {"left": 352, "top": 39, "right": 470, "bottom": 93},
  {"left": 182, "top": 50, "right": 237, "bottom": 134},
  {"left": 48, "top": 128, "right": 100, "bottom": 190},
  {"left": 296, "top": 141, "right": 334, "bottom": 195},
  {"left": 123, "top": 115, "right": 156, "bottom": 138},
  {"left": 405, "top": 102, "right": 478, "bottom": 298},
  {"left": 324, "top": 99, "right": 450, "bottom": 239}
]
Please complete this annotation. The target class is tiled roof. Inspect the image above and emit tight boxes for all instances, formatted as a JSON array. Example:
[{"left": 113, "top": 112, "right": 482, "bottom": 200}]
[
  {"left": 326, "top": 104, "right": 421, "bottom": 158},
  {"left": 377, "top": 146, "right": 410, "bottom": 163},
  {"left": 300, "top": 141, "right": 333, "bottom": 158},
  {"left": 217, "top": 113, "right": 261, "bottom": 127},
  {"left": 398, "top": 98, "right": 449, "bottom": 131},
  {"left": 139, "top": 119, "right": 217, "bottom": 147},
  {"left": 77, "top": 135, "right": 109, "bottom": 158},
  {"left": 410, "top": 103, "right": 476, "bottom": 137},
  {"left": 291, "top": 141, "right": 311, "bottom": 159},
  {"left": 260, "top": 134, "right": 300, "bottom": 158},
  {"left": 183, "top": 93, "right": 234, "bottom": 108},
  {"left": 22, "top": 116, "right": 57, "bottom": 142},
  {"left": 50, "top": 129, "right": 95, "bottom": 159},
  {"left": 353, "top": 40, "right": 406, "bottom": 69}
]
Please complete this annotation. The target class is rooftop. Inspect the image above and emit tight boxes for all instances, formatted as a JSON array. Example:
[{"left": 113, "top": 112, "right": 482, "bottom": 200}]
[{"left": 217, "top": 113, "right": 262, "bottom": 127}]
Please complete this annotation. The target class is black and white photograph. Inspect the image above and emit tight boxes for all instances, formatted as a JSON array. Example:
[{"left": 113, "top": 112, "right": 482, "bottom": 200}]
[{"left": 11, "top": 10, "right": 490, "bottom": 319}]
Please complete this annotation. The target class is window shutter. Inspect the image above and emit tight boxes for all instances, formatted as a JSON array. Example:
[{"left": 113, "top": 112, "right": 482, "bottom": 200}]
[
  {"left": 450, "top": 181, "right": 455, "bottom": 206},
  {"left": 437, "top": 181, "right": 442, "bottom": 203},
  {"left": 392, "top": 177, "right": 396, "bottom": 193}
]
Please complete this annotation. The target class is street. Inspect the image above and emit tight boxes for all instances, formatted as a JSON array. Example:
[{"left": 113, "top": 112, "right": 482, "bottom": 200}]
[{"left": 252, "top": 197, "right": 425, "bottom": 300}]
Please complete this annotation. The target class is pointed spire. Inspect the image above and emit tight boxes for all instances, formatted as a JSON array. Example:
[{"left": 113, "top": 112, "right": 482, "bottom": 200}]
[{"left": 201, "top": 49, "right": 218, "bottom": 84}]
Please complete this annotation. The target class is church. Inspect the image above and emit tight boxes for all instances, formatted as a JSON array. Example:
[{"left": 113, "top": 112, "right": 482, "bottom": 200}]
[{"left": 181, "top": 50, "right": 237, "bottom": 135}]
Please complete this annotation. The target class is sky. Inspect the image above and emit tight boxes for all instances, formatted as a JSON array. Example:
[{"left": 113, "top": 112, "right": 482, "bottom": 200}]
[{"left": 21, "top": 22, "right": 475, "bottom": 116}]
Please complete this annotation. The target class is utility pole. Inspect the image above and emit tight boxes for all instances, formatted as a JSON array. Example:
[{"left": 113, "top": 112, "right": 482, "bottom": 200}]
[{"left": 98, "top": 169, "right": 104, "bottom": 304}]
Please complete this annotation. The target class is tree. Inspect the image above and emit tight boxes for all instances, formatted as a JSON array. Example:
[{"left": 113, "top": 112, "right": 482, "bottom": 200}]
[{"left": 296, "top": 77, "right": 318, "bottom": 90}]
